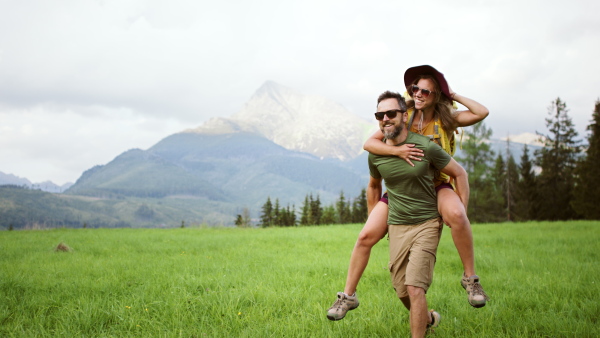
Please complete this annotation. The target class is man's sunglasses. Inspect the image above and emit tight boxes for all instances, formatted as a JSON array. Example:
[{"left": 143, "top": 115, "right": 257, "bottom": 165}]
[
  {"left": 411, "top": 85, "right": 434, "bottom": 98},
  {"left": 374, "top": 109, "right": 404, "bottom": 121}
]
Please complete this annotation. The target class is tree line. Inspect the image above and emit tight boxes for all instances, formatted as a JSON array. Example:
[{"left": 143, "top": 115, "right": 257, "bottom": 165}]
[
  {"left": 236, "top": 190, "right": 368, "bottom": 227},
  {"left": 243, "top": 97, "right": 600, "bottom": 226},
  {"left": 460, "top": 97, "right": 600, "bottom": 222}
]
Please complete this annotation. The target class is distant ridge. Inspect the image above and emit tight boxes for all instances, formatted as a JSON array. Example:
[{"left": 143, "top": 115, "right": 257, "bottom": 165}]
[{"left": 0, "top": 171, "right": 72, "bottom": 193}]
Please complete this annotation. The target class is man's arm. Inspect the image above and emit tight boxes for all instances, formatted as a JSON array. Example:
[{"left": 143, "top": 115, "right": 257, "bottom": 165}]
[
  {"left": 366, "top": 175, "right": 383, "bottom": 215},
  {"left": 440, "top": 158, "right": 469, "bottom": 210}
]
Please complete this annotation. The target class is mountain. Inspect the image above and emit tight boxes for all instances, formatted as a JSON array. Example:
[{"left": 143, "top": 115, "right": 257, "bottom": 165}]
[
  {"left": 500, "top": 132, "right": 544, "bottom": 147},
  {"left": 0, "top": 171, "right": 73, "bottom": 193},
  {"left": 188, "top": 81, "right": 377, "bottom": 160},
  {"left": 8, "top": 81, "right": 548, "bottom": 228},
  {"left": 65, "top": 132, "right": 369, "bottom": 218},
  {"left": 0, "top": 172, "right": 30, "bottom": 186},
  {"left": 62, "top": 82, "right": 375, "bottom": 225},
  {"left": 453, "top": 131, "right": 544, "bottom": 162}
]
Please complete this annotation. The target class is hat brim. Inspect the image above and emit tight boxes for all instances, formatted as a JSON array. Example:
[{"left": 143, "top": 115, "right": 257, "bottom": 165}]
[{"left": 404, "top": 65, "right": 451, "bottom": 101}]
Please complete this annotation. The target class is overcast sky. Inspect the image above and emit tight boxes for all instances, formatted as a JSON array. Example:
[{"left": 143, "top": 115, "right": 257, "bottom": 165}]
[{"left": 1, "top": 0, "right": 599, "bottom": 185}]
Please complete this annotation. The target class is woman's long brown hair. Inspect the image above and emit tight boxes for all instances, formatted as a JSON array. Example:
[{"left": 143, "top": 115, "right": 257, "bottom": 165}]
[{"left": 406, "top": 75, "right": 457, "bottom": 135}]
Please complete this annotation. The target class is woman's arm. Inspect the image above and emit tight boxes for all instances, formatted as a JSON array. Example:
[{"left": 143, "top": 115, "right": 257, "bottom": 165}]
[
  {"left": 449, "top": 86, "right": 489, "bottom": 127},
  {"left": 363, "top": 129, "right": 424, "bottom": 166}
]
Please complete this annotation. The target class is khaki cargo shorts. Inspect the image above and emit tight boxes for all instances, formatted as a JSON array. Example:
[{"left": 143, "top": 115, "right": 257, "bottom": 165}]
[{"left": 388, "top": 217, "right": 443, "bottom": 298}]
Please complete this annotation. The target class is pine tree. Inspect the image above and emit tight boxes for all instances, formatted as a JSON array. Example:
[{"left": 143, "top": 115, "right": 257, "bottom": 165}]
[
  {"left": 260, "top": 197, "right": 273, "bottom": 227},
  {"left": 535, "top": 98, "right": 582, "bottom": 220},
  {"left": 336, "top": 191, "right": 348, "bottom": 224},
  {"left": 515, "top": 144, "right": 539, "bottom": 221},
  {"left": 506, "top": 154, "right": 519, "bottom": 221},
  {"left": 321, "top": 205, "right": 336, "bottom": 225},
  {"left": 310, "top": 194, "right": 322, "bottom": 225},
  {"left": 300, "top": 194, "right": 313, "bottom": 226},
  {"left": 235, "top": 214, "right": 244, "bottom": 227},
  {"left": 344, "top": 199, "right": 352, "bottom": 224},
  {"left": 273, "top": 199, "right": 281, "bottom": 226},
  {"left": 455, "top": 122, "right": 497, "bottom": 222},
  {"left": 490, "top": 154, "right": 506, "bottom": 222},
  {"left": 286, "top": 204, "right": 297, "bottom": 226},
  {"left": 572, "top": 99, "right": 600, "bottom": 219},
  {"left": 351, "top": 189, "right": 368, "bottom": 223}
]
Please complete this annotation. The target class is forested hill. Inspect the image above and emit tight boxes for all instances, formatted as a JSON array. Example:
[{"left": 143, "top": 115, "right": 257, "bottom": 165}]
[{"left": 66, "top": 131, "right": 368, "bottom": 207}]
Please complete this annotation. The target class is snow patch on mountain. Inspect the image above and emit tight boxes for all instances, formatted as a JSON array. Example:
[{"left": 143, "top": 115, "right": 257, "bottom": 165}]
[
  {"left": 187, "top": 81, "right": 377, "bottom": 160},
  {"left": 501, "top": 132, "right": 545, "bottom": 147}
]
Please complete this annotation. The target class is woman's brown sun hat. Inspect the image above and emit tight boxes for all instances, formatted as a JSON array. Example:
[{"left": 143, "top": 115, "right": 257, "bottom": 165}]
[{"left": 404, "top": 65, "right": 452, "bottom": 101}]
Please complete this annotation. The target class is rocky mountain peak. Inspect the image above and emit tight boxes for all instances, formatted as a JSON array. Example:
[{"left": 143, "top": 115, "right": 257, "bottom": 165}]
[{"left": 186, "top": 81, "right": 377, "bottom": 160}]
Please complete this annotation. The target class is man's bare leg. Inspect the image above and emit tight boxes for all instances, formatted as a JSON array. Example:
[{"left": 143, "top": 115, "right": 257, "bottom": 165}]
[{"left": 407, "top": 286, "right": 429, "bottom": 338}]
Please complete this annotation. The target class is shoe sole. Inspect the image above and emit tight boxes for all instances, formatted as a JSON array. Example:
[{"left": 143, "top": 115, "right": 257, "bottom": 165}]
[
  {"left": 327, "top": 314, "right": 343, "bottom": 321},
  {"left": 462, "top": 282, "right": 487, "bottom": 308}
]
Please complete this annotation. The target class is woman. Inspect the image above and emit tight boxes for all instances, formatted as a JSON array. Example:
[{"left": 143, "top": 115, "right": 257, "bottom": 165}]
[{"left": 327, "top": 65, "right": 489, "bottom": 321}]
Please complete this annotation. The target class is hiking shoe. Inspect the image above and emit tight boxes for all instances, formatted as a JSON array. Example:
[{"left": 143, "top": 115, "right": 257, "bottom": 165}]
[
  {"left": 427, "top": 309, "right": 441, "bottom": 330},
  {"left": 461, "top": 274, "right": 489, "bottom": 308},
  {"left": 327, "top": 292, "right": 359, "bottom": 321}
]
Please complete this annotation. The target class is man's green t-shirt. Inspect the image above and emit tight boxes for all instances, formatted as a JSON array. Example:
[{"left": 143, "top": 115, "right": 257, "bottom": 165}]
[{"left": 368, "top": 132, "right": 452, "bottom": 225}]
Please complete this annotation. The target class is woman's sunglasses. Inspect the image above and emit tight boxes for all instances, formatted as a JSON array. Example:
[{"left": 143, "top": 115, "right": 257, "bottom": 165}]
[
  {"left": 411, "top": 85, "right": 434, "bottom": 98},
  {"left": 374, "top": 109, "right": 404, "bottom": 121}
]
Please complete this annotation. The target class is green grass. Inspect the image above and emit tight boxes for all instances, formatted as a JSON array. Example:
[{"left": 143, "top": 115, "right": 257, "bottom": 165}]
[{"left": 0, "top": 221, "right": 598, "bottom": 337}]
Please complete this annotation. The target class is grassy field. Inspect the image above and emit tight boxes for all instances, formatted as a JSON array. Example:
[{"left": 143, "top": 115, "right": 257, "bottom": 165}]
[{"left": 0, "top": 221, "right": 598, "bottom": 337}]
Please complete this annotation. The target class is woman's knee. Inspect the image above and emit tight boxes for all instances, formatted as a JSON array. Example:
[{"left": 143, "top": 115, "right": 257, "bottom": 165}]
[
  {"left": 446, "top": 206, "right": 466, "bottom": 221},
  {"left": 444, "top": 208, "right": 470, "bottom": 229},
  {"left": 357, "top": 229, "right": 382, "bottom": 247},
  {"left": 438, "top": 193, "right": 469, "bottom": 226}
]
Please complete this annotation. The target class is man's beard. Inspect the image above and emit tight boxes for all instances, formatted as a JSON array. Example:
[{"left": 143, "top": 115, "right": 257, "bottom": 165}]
[{"left": 383, "top": 123, "right": 403, "bottom": 140}]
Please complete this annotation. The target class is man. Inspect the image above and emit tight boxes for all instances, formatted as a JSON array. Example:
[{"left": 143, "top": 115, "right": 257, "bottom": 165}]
[
  {"left": 327, "top": 66, "right": 488, "bottom": 323},
  {"left": 339, "top": 91, "right": 469, "bottom": 337}
]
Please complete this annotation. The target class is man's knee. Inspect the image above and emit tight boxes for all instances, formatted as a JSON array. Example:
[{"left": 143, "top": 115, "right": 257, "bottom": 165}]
[{"left": 407, "top": 285, "right": 426, "bottom": 299}]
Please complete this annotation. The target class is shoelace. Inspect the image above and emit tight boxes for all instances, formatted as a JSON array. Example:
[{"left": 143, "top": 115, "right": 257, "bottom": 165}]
[
  {"left": 471, "top": 282, "right": 490, "bottom": 300},
  {"left": 333, "top": 294, "right": 355, "bottom": 310},
  {"left": 332, "top": 295, "right": 346, "bottom": 309}
]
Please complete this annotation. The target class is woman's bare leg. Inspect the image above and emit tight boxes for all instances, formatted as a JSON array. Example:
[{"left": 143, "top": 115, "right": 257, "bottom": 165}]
[
  {"left": 437, "top": 188, "right": 475, "bottom": 276},
  {"left": 438, "top": 187, "right": 489, "bottom": 307}
]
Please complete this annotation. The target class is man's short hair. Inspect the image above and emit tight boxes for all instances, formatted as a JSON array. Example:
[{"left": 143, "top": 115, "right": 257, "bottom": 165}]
[{"left": 377, "top": 91, "right": 407, "bottom": 112}]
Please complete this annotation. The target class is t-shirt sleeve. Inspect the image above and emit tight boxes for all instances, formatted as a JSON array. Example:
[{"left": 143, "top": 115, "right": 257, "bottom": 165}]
[
  {"left": 426, "top": 140, "right": 452, "bottom": 170},
  {"left": 368, "top": 154, "right": 382, "bottom": 179}
]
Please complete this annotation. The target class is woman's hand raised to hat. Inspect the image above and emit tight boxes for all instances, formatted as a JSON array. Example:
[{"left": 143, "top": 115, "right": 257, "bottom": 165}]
[
  {"left": 449, "top": 87, "right": 491, "bottom": 127},
  {"left": 448, "top": 85, "right": 456, "bottom": 100}
]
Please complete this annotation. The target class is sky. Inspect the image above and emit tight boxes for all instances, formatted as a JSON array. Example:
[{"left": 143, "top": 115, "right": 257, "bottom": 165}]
[{"left": 1, "top": 0, "right": 599, "bottom": 185}]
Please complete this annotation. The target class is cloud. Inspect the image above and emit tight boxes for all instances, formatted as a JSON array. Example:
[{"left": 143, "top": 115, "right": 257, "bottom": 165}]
[
  {"left": 0, "top": 103, "right": 188, "bottom": 184},
  {"left": 0, "top": 0, "right": 598, "bottom": 183}
]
